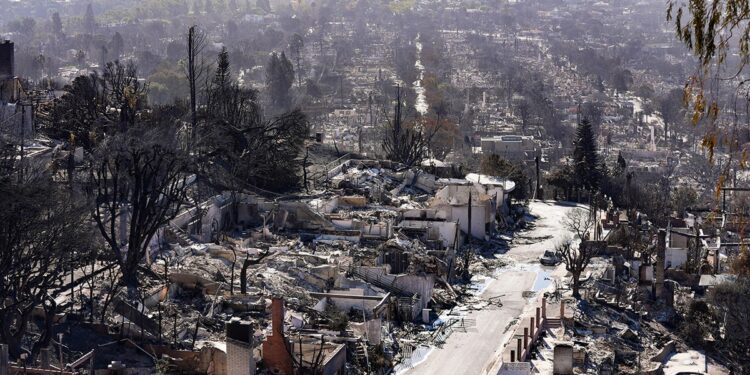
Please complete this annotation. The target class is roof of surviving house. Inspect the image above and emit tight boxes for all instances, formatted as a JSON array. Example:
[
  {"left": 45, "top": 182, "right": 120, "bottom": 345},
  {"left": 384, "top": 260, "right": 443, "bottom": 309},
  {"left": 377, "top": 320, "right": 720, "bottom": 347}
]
[
  {"left": 669, "top": 227, "right": 694, "bottom": 237},
  {"left": 432, "top": 184, "right": 493, "bottom": 206},
  {"left": 662, "top": 350, "right": 709, "bottom": 375},
  {"left": 464, "top": 173, "right": 516, "bottom": 192},
  {"left": 421, "top": 158, "right": 448, "bottom": 167},
  {"left": 698, "top": 274, "right": 736, "bottom": 287}
]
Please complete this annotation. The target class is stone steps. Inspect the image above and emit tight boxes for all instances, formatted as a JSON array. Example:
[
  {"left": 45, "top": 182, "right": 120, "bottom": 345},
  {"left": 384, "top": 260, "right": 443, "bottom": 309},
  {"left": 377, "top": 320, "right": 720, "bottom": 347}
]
[{"left": 166, "top": 223, "right": 197, "bottom": 246}]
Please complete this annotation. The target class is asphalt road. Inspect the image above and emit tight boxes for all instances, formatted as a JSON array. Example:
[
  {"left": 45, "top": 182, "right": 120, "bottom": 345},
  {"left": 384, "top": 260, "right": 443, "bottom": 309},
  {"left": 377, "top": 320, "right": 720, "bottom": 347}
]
[{"left": 404, "top": 200, "right": 585, "bottom": 375}]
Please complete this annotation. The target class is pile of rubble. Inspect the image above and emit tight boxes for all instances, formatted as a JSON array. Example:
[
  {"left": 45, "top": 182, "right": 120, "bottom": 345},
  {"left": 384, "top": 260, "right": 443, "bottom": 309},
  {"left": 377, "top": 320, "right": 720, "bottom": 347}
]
[{"left": 41, "top": 159, "right": 523, "bottom": 375}]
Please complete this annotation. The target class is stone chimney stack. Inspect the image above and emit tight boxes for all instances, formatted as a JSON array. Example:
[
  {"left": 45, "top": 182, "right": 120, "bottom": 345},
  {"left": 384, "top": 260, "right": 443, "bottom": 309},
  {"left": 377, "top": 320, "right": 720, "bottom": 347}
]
[{"left": 226, "top": 317, "right": 256, "bottom": 375}]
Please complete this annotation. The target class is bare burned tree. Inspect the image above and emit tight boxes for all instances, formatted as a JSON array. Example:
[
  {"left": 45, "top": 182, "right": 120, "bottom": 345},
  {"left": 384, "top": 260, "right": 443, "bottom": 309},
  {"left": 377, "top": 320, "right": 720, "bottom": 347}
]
[
  {"left": 0, "top": 144, "right": 90, "bottom": 360},
  {"left": 557, "top": 238, "right": 599, "bottom": 299},
  {"left": 284, "top": 334, "right": 329, "bottom": 375},
  {"left": 186, "top": 25, "right": 208, "bottom": 139},
  {"left": 240, "top": 250, "right": 271, "bottom": 294},
  {"left": 563, "top": 207, "right": 595, "bottom": 241},
  {"left": 229, "top": 241, "right": 238, "bottom": 295},
  {"left": 101, "top": 60, "right": 148, "bottom": 128},
  {"left": 89, "top": 123, "right": 189, "bottom": 298},
  {"left": 288, "top": 33, "right": 305, "bottom": 87},
  {"left": 97, "top": 261, "right": 122, "bottom": 323},
  {"left": 382, "top": 85, "right": 438, "bottom": 167}
]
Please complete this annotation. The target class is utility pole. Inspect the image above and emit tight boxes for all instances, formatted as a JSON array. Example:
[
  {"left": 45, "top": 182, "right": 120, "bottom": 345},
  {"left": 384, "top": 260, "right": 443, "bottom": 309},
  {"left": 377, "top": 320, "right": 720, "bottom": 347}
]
[
  {"left": 339, "top": 75, "right": 344, "bottom": 109},
  {"left": 464, "top": 188, "right": 473, "bottom": 280},
  {"left": 19, "top": 103, "right": 25, "bottom": 183},
  {"left": 188, "top": 26, "right": 196, "bottom": 136},
  {"left": 368, "top": 92, "right": 373, "bottom": 128},
  {"left": 57, "top": 333, "right": 63, "bottom": 375},
  {"left": 535, "top": 155, "right": 541, "bottom": 200}
]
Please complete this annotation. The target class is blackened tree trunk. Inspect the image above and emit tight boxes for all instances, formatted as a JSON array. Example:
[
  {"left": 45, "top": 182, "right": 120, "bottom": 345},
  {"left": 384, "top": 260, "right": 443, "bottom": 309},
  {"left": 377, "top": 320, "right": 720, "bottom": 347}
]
[
  {"left": 571, "top": 271, "right": 582, "bottom": 299},
  {"left": 239, "top": 251, "right": 270, "bottom": 294},
  {"left": 382, "top": 85, "right": 439, "bottom": 167},
  {"left": 91, "top": 127, "right": 189, "bottom": 298},
  {"left": 186, "top": 26, "right": 206, "bottom": 141},
  {"left": 558, "top": 240, "right": 598, "bottom": 300}
]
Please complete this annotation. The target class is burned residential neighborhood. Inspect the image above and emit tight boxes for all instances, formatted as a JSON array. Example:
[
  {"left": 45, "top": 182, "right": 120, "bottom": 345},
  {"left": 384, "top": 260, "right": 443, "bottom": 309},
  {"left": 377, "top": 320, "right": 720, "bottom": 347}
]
[{"left": 1, "top": 0, "right": 750, "bottom": 374}]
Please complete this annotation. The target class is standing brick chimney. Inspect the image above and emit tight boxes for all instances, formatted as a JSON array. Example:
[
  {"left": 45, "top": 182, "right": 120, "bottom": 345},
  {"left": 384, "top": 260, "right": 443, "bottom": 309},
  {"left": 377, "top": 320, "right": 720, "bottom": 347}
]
[
  {"left": 516, "top": 338, "right": 522, "bottom": 362},
  {"left": 271, "top": 298, "right": 284, "bottom": 335},
  {"left": 262, "top": 298, "right": 293, "bottom": 375},
  {"left": 523, "top": 327, "right": 529, "bottom": 351}
]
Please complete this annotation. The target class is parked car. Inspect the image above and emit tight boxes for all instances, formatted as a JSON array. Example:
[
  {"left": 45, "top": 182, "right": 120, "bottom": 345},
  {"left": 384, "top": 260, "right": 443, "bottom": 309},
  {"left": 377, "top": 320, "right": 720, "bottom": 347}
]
[{"left": 540, "top": 250, "right": 561, "bottom": 266}]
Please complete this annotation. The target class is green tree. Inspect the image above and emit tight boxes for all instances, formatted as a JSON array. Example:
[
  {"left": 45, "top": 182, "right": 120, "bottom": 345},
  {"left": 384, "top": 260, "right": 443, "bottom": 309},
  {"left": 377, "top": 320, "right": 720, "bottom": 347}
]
[
  {"left": 110, "top": 32, "right": 124, "bottom": 60},
  {"left": 635, "top": 84, "right": 655, "bottom": 100},
  {"left": 480, "top": 154, "right": 528, "bottom": 200},
  {"left": 148, "top": 63, "right": 189, "bottom": 105},
  {"left": 199, "top": 49, "right": 310, "bottom": 193},
  {"left": 47, "top": 74, "right": 106, "bottom": 150},
  {"left": 573, "top": 118, "right": 600, "bottom": 193},
  {"left": 205, "top": 47, "right": 241, "bottom": 123},
  {"left": 582, "top": 102, "right": 603, "bottom": 129},
  {"left": 214, "top": 47, "right": 230, "bottom": 90},
  {"left": 548, "top": 164, "right": 575, "bottom": 201},
  {"left": 680, "top": 300, "right": 715, "bottom": 347},
  {"left": 98, "top": 45, "right": 109, "bottom": 70},
  {"left": 515, "top": 97, "right": 531, "bottom": 133},
  {"left": 47, "top": 62, "right": 147, "bottom": 150},
  {"left": 265, "top": 52, "right": 295, "bottom": 111},
  {"left": 660, "top": 88, "right": 685, "bottom": 142},
  {"left": 615, "top": 152, "right": 627, "bottom": 176},
  {"left": 611, "top": 68, "right": 632, "bottom": 92},
  {"left": 84, "top": 3, "right": 96, "bottom": 34},
  {"left": 51, "top": 12, "right": 63, "bottom": 37}
]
